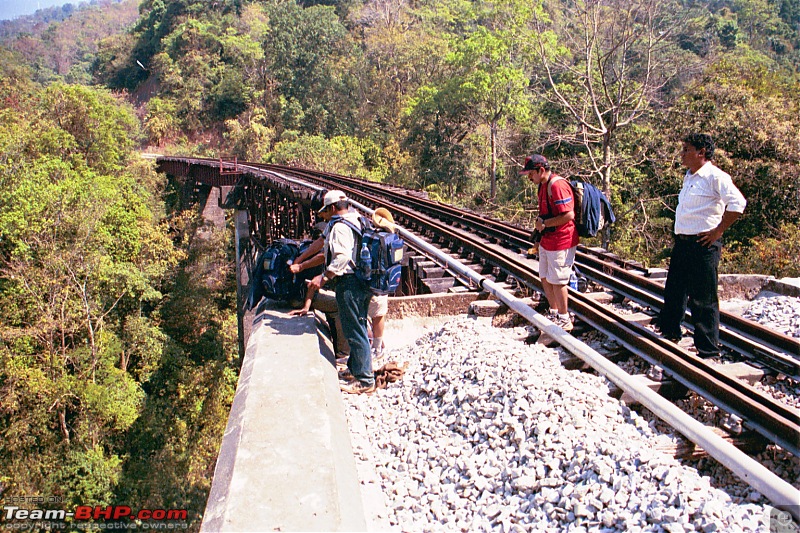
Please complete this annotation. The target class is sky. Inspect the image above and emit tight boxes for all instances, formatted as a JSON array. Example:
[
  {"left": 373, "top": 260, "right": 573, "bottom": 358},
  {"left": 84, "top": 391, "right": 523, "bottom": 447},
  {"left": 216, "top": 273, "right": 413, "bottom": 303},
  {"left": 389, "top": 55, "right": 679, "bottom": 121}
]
[{"left": 0, "top": 0, "right": 76, "bottom": 20}]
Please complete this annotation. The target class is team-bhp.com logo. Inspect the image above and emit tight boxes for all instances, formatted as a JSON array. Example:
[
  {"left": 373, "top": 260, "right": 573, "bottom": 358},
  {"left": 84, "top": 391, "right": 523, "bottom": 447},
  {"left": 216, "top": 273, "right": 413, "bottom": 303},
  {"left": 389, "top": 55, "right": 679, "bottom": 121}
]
[{"left": 2, "top": 504, "right": 188, "bottom": 530}]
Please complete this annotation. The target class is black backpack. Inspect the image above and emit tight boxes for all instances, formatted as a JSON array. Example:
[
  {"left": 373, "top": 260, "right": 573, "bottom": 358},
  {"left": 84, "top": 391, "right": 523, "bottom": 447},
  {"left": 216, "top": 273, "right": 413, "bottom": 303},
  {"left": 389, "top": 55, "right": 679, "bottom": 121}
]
[{"left": 259, "top": 239, "right": 322, "bottom": 302}]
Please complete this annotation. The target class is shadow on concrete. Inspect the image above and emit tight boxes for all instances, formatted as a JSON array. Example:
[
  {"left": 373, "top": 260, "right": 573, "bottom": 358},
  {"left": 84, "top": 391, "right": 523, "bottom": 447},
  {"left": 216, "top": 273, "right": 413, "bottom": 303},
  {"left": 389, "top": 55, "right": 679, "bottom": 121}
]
[{"left": 252, "top": 298, "right": 338, "bottom": 369}]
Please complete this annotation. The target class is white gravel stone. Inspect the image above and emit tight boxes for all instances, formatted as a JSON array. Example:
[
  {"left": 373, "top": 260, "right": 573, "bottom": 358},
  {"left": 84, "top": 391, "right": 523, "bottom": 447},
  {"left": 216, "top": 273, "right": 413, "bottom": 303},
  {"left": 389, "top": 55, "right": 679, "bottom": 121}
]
[
  {"left": 743, "top": 294, "right": 800, "bottom": 338},
  {"left": 344, "top": 316, "right": 786, "bottom": 531}
]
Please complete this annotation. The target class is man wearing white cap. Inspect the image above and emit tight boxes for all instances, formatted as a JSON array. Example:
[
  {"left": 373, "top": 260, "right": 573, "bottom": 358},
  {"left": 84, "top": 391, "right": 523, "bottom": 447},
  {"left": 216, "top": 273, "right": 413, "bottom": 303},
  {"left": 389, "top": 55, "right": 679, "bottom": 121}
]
[{"left": 308, "top": 191, "right": 375, "bottom": 394}]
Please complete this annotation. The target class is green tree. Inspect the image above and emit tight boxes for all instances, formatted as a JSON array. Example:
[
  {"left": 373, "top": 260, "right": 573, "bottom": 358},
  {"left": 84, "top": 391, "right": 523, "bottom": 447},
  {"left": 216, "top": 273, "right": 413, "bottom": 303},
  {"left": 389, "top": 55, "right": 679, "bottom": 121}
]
[
  {"left": 446, "top": 26, "right": 531, "bottom": 198},
  {"left": 270, "top": 132, "right": 389, "bottom": 182},
  {"left": 0, "top": 83, "right": 179, "bottom": 506},
  {"left": 668, "top": 52, "right": 800, "bottom": 246},
  {"left": 403, "top": 83, "right": 473, "bottom": 199},
  {"left": 39, "top": 83, "right": 139, "bottom": 174},
  {"left": 223, "top": 110, "right": 277, "bottom": 161},
  {"left": 262, "top": 0, "right": 360, "bottom": 136},
  {"left": 144, "top": 96, "right": 179, "bottom": 146}
]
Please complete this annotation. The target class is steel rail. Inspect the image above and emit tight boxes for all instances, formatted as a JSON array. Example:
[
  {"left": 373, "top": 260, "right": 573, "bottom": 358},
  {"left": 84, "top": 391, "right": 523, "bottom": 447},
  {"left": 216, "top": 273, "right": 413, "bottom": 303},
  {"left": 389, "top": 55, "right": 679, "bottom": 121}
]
[
  {"left": 574, "top": 250, "right": 800, "bottom": 359},
  {"left": 190, "top": 158, "right": 798, "bottom": 369},
  {"left": 160, "top": 159, "right": 800, "bottom": 444},
  {"left": 260, "top": 163, "right": 800, "bottom": 374},
  {"left": 573, "top": 260, "right": 800, "bottom": 381},
  {"left": 281, "top": 167, "right": 800, "bottom": 519},
  {"left": 160, "top": 158, "right": 800, "bottom": 519},
  {"left": 249, "top": 164, "right": 800, "bottom": 454}
]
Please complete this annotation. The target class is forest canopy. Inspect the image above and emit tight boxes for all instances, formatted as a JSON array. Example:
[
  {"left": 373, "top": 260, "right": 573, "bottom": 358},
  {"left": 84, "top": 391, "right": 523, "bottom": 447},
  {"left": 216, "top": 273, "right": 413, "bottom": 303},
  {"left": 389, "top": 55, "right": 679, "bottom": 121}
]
[
  {"left": 0, "top": 47, "right": 239, "bottom": 526},
  {"left": 81, "top": 0, "right": 800, "bottom": 272},
  {"left": 0, "top": 0, "right": 798, "bottom": 527}
]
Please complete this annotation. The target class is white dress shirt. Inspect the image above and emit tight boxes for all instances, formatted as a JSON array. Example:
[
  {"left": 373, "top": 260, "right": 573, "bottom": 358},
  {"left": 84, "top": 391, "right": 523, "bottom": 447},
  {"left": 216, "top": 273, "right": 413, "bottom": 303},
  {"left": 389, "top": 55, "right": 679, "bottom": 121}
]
[{"left": 675, "top": 162, "right": 746, "bottom": 235}]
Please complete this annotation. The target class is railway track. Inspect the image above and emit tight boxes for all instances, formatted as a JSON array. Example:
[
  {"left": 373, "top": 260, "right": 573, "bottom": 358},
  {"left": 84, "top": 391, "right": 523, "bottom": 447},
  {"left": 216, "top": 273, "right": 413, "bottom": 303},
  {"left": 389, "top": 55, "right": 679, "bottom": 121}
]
[
  {"left": 227, "top": 162, "right": 797, "bottom": 448},
  {"left": 269, "top": 164, "right": 798, "bottom": 372},
  {"left": 161, "top": 157, "right": 800, "bottom": 462},
  {"left": 251, "top": 164, "right": 797, "bottom": 361}
]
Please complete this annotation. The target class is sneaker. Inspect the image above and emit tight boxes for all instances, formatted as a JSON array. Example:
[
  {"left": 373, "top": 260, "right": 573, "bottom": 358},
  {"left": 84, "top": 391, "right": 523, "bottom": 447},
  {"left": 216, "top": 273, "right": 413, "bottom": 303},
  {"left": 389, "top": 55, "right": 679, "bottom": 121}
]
[
  {"left": 546, "top": 309, "right": 558, "bottom": 319},
  {"left": 555, "top": 314, "right": 573, "bottom": 332},
  {"left": 340, "top": 380, "right": 376, "bottom": 395}
]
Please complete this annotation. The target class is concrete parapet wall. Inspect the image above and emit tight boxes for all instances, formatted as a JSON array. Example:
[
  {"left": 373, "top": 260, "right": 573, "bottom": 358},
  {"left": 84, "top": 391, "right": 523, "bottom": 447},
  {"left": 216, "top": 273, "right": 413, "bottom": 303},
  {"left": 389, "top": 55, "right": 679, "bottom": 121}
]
[
  {"left": 719, "top": 274, "right": 800, "bottom": 299},
  {"left": 718, "top": 274, "right": 772, "bottom": 300},
  {"left": 765, "top": 277, "right": 800, "bottom": 298},
  {"left": 201, "top": 303, "right": 366, "bottom": 532}
]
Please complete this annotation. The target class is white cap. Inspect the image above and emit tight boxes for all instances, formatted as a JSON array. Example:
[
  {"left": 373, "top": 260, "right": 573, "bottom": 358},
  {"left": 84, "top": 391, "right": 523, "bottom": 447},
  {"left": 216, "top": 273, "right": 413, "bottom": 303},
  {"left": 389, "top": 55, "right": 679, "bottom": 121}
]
[{"left": 319, "top": 190, "right": 348, "bottom": 212}]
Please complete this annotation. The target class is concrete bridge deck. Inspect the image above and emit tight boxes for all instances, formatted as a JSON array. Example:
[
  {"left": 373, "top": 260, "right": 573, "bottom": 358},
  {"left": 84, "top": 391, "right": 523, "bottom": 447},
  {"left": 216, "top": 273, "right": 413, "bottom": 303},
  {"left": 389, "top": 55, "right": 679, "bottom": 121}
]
[
  {"left": 201, "top": 300, "right": 367, "bottom": 532},
  {"left": 200, "top": 294, "right": 476, "bottom": 532}
]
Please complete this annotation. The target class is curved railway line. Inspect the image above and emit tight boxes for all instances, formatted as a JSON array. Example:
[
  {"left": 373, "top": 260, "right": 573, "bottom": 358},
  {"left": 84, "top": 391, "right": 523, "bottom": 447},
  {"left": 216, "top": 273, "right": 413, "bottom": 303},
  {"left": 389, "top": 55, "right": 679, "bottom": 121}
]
[
  {"left": 260, "top": 162, "right": 799, "bottom": 447},
  {"left": 269, "top": 162, "right": 798, "bottom": 375},
  {"left": 159, "top": 157, "right": 800, "bottom": 513}
]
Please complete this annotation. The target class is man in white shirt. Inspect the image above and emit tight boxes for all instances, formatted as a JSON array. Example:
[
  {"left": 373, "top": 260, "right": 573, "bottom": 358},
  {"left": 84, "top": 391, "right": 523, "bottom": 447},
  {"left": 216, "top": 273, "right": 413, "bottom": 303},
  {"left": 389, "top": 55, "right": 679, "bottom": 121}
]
[
  {"left": 659, "top": 134, "right": 747, "bottom": 358},
  {"left": 308, "top": 191, "right": 375, "bottom": 394}
]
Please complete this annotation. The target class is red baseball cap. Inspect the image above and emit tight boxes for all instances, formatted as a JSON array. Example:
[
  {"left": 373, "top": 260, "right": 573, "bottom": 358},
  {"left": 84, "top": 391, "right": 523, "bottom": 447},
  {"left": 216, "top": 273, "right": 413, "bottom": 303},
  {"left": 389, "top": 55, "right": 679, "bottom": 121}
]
[{"left": 519, "top": 154, "right": 548, "bottom": 174}]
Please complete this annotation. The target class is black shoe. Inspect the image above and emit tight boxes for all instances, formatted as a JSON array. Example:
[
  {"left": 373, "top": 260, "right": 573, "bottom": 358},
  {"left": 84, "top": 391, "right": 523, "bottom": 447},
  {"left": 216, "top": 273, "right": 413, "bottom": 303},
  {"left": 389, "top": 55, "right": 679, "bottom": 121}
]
[{"left": 656, "top": 327, "right": 682, "bottom": 342}]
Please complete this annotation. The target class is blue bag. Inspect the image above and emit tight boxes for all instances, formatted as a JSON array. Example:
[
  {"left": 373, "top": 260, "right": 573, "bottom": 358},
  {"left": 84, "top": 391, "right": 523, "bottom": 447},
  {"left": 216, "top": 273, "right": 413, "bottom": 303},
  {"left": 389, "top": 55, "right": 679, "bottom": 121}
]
[
  {"left": 331, "top": 216, "right": 405, "bottom": 295},
  {"left": 259, "top": 239, "right": 322, "bottom": 302},
  {"left": 547, "top": 177, "right": 616, "bottom": 238}
]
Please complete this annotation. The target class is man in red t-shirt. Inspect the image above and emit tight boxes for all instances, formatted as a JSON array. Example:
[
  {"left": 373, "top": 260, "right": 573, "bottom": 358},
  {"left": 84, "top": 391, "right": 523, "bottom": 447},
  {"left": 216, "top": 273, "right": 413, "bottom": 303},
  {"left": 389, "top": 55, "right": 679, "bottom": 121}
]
[{"left": 519, "top": 154, "right": 579, "bottom": 332}]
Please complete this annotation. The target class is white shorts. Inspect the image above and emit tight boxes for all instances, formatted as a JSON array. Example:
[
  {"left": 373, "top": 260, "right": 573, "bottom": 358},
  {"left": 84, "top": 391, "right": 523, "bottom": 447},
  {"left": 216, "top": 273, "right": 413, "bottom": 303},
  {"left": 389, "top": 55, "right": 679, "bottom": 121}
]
[
  {"left": 368, "top": 294, "right": 388, "bottom": 318},
  {"left": 539, "top": 246, "right": 576, "bottom": 285}
]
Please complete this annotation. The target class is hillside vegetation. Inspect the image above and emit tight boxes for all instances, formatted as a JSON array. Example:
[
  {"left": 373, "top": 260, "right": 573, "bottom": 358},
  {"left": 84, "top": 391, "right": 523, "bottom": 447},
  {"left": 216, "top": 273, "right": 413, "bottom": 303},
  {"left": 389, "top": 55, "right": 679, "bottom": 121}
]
[
  {"left": 4, "top": 0, "right": 798, "bottom": 272},
  {"left": 0, "top": 0, "right": 798, "bottom": 529},
  {"left": 0, "top": 56, "right": 238, "bottom": 527},
  {"left": 101, "top": 0, "right": 800, "bottom": 273}
]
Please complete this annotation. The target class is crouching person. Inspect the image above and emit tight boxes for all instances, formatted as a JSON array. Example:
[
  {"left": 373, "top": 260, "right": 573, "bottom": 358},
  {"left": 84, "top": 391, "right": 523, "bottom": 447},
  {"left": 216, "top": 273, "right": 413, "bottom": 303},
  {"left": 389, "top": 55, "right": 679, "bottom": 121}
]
[
  {"left": 288, "top": 222, "right": 350, "bottom": 361},
  {"left": 308, "top": 190, "right": 375, "bottom": 395}
]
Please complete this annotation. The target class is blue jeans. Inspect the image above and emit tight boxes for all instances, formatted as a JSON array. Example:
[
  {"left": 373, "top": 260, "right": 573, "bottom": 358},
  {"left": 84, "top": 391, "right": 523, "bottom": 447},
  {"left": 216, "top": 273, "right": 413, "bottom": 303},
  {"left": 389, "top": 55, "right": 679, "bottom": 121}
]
[
  {"left": 335, "top": 275, "right": 374, "bottom": 385},
  {"left": 660, "top": 237, "right": 721, "bottom": 357}
]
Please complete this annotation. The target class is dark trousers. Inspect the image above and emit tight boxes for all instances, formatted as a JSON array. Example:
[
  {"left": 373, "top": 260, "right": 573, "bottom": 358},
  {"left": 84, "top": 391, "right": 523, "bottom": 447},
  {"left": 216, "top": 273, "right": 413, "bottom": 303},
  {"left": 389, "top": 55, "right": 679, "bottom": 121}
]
[
  {"left": 660, "top": 236, "right": 722, "bottom": 357},
  {"left": 335, "top": 274, "right": 374, "bottom": 385},
  {"left": 311, "top": 290, "right": 350, "bottom": 357}
]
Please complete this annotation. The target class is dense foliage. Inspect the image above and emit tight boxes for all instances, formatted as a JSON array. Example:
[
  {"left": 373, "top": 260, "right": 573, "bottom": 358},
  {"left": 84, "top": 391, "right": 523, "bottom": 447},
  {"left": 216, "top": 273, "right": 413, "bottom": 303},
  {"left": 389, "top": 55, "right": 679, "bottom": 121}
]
[
  {"left": 0, "top": 0, "right": 140, "bottom": 85},
  {"left": 7, "top": 0, "right": 797, "bottom": 266},
  {"left": 0, "top": 56, "right": 238, "bottom": 527},
  {"left": 79, "top": 0, "right": 800, "bottom": 271},
  {"left": 0, "top": 0, "right": 797, "bottom": 528}
]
